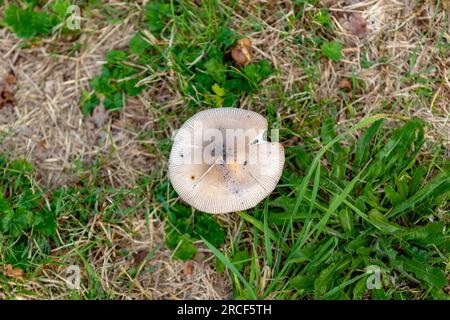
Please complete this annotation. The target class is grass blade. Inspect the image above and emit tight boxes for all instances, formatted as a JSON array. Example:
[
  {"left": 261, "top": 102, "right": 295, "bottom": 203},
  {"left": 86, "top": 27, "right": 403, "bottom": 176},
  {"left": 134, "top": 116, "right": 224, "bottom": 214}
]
[{"left": 202, "top": 237, "right": 257, "bottom": 299}]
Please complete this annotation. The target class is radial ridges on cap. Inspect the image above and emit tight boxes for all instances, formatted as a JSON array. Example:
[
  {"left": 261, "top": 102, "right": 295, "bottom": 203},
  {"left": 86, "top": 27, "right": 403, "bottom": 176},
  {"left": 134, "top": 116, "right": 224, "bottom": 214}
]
[{"left": 168, "top": 108, "right": 284, "bottom": 214}]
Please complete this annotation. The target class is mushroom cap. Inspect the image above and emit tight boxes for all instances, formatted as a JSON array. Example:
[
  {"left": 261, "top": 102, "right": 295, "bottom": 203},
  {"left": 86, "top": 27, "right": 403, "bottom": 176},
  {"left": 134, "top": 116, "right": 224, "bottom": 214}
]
[{"left": 169, "top": 108, "right": 284, "bottom": 214}]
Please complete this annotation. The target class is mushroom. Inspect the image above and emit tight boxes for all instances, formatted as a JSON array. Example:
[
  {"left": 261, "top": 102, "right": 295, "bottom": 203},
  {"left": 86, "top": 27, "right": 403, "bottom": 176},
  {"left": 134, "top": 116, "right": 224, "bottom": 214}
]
[
  {"left": 231, "top": 38, "right": 253, "bottom": 66},
  {"left": 169, "top": 108, "right": 284, "bottom": 214}
]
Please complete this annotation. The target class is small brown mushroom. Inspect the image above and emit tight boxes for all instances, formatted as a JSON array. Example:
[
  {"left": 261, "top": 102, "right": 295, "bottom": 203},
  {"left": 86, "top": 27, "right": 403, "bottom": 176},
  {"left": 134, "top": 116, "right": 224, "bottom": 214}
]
[
  {"left": 348, "top": 13, "right": 368, "bottom": 39},
  {"left": 169, "top": 108, "right": 284, "bottom": 214},
  {"left": 231, "top": 38, "right": 253, "bottom": 67},
  {"left": 339, "top": 78, "right": 352, "bottom": 92}
]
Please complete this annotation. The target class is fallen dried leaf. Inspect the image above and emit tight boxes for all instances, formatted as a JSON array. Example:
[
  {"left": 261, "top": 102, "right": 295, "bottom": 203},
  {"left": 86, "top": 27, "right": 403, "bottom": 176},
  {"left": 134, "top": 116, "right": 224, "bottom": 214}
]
[
  {"left": 36, "top": 139, "right": 48, "bottom": 149},
  {"left": 0, "top": 89, "right": 14, "bottom": 108},
  {"left": 5, "top": 264, "right": 24, "bottom": 279},
  {"left": 284, "top": 0, "right": 292, "bottom": 12},
  {"left": 182, "top": 261, "right": 194, "bottom": 276},
  {"left": 1, "top": 89, "right": 14, "bottom": 103},
  {"left": 349, "top": 13, "right": 368, "bottom": 38},
  {"left": 231, "top": 38, "right": 253, "bottom": 67},
  {"left": 4, "top": 73, "right": 16, "bottom": 85},
  {"left": 339, "top": 78, "right": 352, "bottom": 91}
]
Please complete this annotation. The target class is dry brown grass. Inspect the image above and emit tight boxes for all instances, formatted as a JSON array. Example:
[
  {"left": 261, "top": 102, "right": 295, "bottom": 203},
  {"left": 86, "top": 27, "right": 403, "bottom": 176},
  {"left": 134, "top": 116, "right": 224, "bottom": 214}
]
[{"left": 0, "top": 3, "right": 231, "bottom": 299}]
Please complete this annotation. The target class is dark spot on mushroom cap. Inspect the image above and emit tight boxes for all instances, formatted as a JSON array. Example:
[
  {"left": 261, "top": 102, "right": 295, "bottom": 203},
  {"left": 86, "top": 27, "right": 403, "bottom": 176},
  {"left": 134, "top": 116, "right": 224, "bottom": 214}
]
[
  {"left": 243, "top": 160, "right": 247, "bottom": 166},
  {"left": 180, "top": 153, "right": 184, "bottom": 158},
  {"left": 191, "top": 175, "right": 195, "bottom": 180}
]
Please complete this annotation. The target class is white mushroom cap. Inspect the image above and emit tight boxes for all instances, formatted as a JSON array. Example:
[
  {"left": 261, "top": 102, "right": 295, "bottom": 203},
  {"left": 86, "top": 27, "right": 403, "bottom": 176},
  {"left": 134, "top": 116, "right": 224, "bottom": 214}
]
[{"left": 168, "top": 108, "right": 284, "bottom": 214}]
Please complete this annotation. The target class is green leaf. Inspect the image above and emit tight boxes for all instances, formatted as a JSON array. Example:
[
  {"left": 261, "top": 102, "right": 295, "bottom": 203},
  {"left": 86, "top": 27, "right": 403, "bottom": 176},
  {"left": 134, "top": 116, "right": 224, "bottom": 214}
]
[
  {"left": 145, "top": 1, "right": 172, "bottom": 34},
  {"left": 104, "top": 92, "right": 123, "bottom": 110},
  {"left": 3, "top": 5, "right": 55, "bottom": 39},
  {"left": 399, "top": 223, "right": 449, "bottom": 252},
  {"left": 159, "top": 200, "right": 226, "bottom": 261},
  {"left": 242, "top": 60, "right": 273, "bottom": 88},
  {"left": 290, "top": 274, "right": 315, "bottom": 292},
  {"left": 352, "top": 276, "right": 369, "bottom": 299},
  {"left": 51, "top": 0, "right": 71, "bottom": 20},
  {"left": 0, "top": 194, "right": 13, "bottom": 214},
  {"left": 90, "top": 72, "right": 115, "bottom": 95},
  {"left": 312, "top": 169, "right": 362, "bottom": 241},
  {"left": 409, "top": 166, "right": 426, "bottom": 196},
  {"left": 395, "top": 256, "right": 447, "bottom": 289},
  {"left": 324, "top": 272, "right": 369, "bottom": 299},
  {"left": 165, "top": 230, "right": 198, "bottom": 261},
  {"left": 80, "top": 91, "right": 100, "bottom": 116},
  {"left": 263, "top": 199, "right": 273, "bottom": 266},
  {"left": 231, "top": 250, "right": 250, "bottom": 272},
  {"left": 292, "top": 115, "right": 387, "bottom": 221},
  {"left": 193, "top": 214, "right": 225, "bottom": 247},
  {"left": 389, "top": 172, "right": 450, "bottom": 218},
  {"left": 321, "top": 116, "right": 341, "bottom": 163},
  {"left": 217, "top": 27, "right": 238, "bottom": 47},
  {"left": 321, "top": 41, "right": 343, "bottom": 61},
  {"left": 353, "top": 119, "right": 384, "bottom": 173},
  {"left": 384, "top": 184, "right": 401, "bottom": 206},
  {"left": 129, "top": 32, "right": 151, "bottom": 56},
  {"left": 204, "top": 58, "right": 227, "bottom": 84},
  {"left": 212, "top": 83, "right": 225, "bottom": 106},
  {"left": 315, "top": 8, "right": 332, "bottom": 27},
  {"left": 106, "top": 50, "right": 128, "bottom": 64},
  {"left": 212, "top": 83, "right": 225, "bottom": 97},
  {"left": 368, "top": 209, "right": 403, "bottom": 233},
  {"left": 119, "top": 79, "right": 145, "bottom": 97},
  {"left": 215, "top": 257, "right": 226, "bottom": 273},
  {"left": 173, "top": 239, "right": 198, "bottom": 260},
  {"left": 292, "top": 145, "right": 313, "bottom": 171},
  {"left": 9, "top": 159, "right": 33, "bottom": 173},
  {"left": 314, "top": 263, "right": 336, "bottom": 298},
  {"left": 321, "top": 117, "right": 340, "bottom": 150},
  {"left": 339, "top": 209, "right": 353, "bottom": 232}
]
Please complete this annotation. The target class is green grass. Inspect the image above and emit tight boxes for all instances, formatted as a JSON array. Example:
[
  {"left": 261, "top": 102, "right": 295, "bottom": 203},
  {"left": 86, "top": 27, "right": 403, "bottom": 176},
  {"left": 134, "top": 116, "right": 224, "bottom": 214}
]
[
  {"left": 2, "top": 0, "right": 82, "bottom": 39},
  {"left": 0, "top": 0, "right": 449, "bottom": 300},
  {"left": 0, "top": 149, "right": 161, "bottom": 298},
  {"left": 217, "top": 117, "right": 449, "bottom": 299},
  {"left": 80, "top": 0, "right": 274, "bottom": 113},
  {"left": 0, "top": 116, "right": 450, "bottom": 299},
  {"left": 154, "top": 114, "right": 448, "bottom": 300}
]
